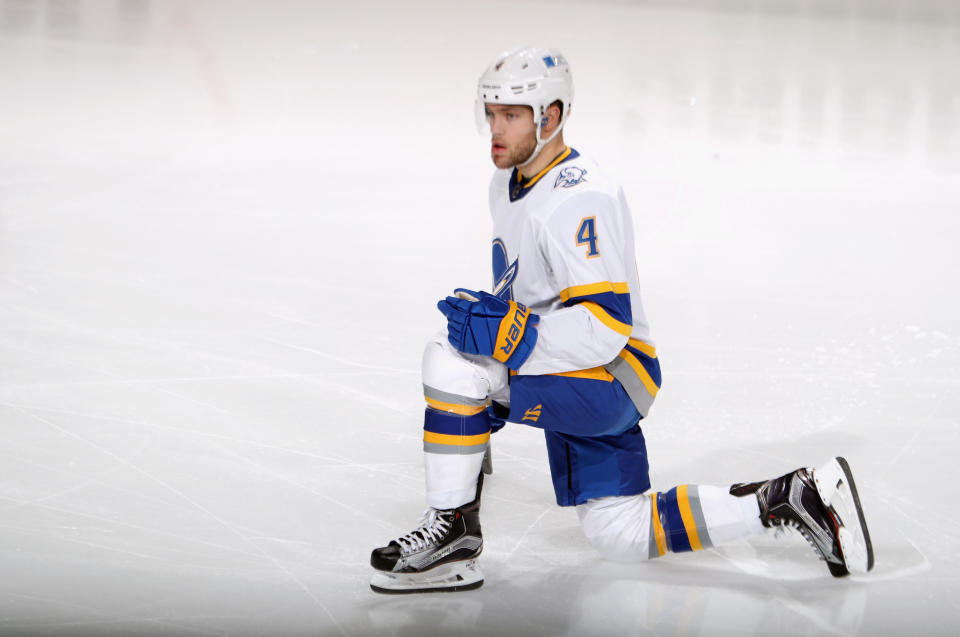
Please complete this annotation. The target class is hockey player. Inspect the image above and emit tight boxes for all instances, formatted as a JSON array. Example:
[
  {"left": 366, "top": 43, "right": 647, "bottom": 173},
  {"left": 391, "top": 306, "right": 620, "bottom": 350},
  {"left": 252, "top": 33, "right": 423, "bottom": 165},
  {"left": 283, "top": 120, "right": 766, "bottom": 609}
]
[{"left": 369, "top": 46, "right": 874, "bottom": 593}]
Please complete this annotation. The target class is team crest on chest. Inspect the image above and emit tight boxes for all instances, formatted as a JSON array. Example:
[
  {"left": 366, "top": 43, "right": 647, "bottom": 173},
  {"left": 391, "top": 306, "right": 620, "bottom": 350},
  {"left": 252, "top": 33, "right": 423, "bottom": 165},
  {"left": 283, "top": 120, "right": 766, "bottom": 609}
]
[
  {"left": 492, "top": 238, "right": 518, "bottom": 301},
  {"left": 555, "top": 166, "right": 587, "bottom": 189}
]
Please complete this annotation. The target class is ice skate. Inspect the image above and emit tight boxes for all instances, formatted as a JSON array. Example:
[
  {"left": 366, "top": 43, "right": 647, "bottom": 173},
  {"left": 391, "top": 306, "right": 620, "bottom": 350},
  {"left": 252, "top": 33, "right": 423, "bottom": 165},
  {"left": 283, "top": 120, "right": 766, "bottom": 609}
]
[
  {"left": 731, "top": 456, "right": 874, "bottom": 577},
  {"left": 370, "top": 477, "right": 484, "bottom": 594}
]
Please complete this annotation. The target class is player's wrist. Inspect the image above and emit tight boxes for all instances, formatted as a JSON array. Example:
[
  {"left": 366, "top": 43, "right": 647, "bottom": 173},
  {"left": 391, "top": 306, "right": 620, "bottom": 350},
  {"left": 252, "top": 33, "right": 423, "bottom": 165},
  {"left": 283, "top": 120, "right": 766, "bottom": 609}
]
[
  {"left": 490, "top": 301, "right": 537, "bottom": 367},
  {"left": 502, "top": 321, "right": 538, "bottom": 370}
]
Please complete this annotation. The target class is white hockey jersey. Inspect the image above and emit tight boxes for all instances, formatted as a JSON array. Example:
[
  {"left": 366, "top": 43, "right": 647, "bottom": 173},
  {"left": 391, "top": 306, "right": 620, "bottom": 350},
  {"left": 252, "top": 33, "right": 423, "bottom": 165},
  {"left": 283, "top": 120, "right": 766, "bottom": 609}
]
[{"left": 489, "top": 147, "right": 660, "bottom": 416}]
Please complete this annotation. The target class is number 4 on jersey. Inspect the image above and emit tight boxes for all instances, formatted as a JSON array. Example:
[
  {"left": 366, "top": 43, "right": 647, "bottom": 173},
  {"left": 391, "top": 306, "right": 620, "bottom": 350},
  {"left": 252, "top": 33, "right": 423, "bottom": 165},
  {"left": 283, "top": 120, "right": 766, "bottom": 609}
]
[{"left": 576, "top": 216, "right": 600, "bottom": 258}]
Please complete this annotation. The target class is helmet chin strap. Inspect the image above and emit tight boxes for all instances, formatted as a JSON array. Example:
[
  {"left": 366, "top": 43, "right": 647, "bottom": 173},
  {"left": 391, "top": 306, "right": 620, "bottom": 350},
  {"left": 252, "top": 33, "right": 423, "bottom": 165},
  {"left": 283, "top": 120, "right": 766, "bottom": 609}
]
[{"left": 517, "top": 119, "right": 565, "bottom": 170}]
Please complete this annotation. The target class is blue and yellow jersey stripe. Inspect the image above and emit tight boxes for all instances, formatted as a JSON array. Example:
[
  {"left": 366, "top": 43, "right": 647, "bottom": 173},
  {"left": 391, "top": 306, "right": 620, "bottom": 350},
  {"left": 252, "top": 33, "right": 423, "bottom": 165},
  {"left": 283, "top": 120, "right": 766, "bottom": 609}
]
[
  {"left": 508, "top": 147, "right": 580, "bottom": 202},
  {"left": 616, "top": 349, "right": 660, "bottom": 398},
  {"left": 510, "top": 366, "right": 615, "bottom": 382},
  {"left": 580, "top": 302, "right": 633, "bottom": 336},
  {"left": 604, "top": 338, "right": 661, "bottom": 417},
  {"left": 558, "top": 281, "right": 631, "bottom": 301},
  {"left": 559, "top": 280, "right": 633, "bottom": 337}
]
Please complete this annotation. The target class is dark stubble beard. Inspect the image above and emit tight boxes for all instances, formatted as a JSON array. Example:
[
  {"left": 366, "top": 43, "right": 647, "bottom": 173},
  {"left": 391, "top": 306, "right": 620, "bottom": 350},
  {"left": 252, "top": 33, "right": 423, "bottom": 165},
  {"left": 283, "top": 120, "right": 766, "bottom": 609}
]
[{"left": 507, "top": 134, "right": 538, "bottom": 169}]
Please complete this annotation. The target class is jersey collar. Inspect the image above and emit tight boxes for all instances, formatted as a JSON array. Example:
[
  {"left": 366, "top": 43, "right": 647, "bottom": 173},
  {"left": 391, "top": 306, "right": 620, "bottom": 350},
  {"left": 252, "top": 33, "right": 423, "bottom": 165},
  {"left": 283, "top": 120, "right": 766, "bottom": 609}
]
[{"left": 508, "top": 147, "right": 580, "bottom": 202}]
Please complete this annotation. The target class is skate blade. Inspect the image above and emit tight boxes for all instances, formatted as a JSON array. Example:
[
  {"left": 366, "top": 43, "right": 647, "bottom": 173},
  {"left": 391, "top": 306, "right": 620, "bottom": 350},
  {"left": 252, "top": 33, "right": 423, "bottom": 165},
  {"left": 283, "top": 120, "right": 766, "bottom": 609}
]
[
  {"left": 815, "top": 456, "right": 875, "bottom": 574},
  {"left": 370, "top": 559, "right": 484, "bottom": 594}
]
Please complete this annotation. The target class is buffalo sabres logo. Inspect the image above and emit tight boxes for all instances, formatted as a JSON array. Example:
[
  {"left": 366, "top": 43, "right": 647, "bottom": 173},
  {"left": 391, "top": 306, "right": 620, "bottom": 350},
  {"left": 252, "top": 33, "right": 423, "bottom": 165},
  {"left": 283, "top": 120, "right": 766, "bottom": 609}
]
[
  {"left": 555, "top": 166, "right": 587, "bottom": 189},
  {"left": 492, "top": 238, "right": 518, "bottom": 300},
  {"left": 493, "top": 260, "right": 518, "bottom": 299}
]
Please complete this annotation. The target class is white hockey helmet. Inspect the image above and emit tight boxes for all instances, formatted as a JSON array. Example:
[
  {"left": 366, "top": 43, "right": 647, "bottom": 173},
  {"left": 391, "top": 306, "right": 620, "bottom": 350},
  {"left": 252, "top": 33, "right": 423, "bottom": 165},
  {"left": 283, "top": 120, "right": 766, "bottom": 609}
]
[{"left": 476, "top": 46, "right": 574, "bottom": 167}]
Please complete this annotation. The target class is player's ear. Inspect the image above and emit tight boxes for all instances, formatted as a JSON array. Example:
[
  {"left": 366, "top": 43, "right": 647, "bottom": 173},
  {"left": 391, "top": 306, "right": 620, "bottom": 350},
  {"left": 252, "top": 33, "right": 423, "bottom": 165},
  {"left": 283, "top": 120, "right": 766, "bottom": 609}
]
[{"left": 543, "top": 101, "right": 563, "bottom": 134}]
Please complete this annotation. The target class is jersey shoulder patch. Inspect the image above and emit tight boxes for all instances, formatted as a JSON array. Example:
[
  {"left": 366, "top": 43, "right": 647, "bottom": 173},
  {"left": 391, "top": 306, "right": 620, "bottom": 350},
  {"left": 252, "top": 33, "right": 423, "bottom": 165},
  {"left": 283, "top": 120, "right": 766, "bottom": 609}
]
[{"left": 554, "top": 166, "right": 587, "bottom": 189}]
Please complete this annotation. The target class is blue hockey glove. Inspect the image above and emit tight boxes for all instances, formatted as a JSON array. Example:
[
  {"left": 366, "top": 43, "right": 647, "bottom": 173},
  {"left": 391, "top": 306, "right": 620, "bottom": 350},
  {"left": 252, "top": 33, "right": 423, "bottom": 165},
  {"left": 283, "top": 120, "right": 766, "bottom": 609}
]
[
  {"left": 437, "top": 288, "right": 539, "bottom": 370},
  {"left": 487, "top": 401, "right": 510, "bottom": 433}
]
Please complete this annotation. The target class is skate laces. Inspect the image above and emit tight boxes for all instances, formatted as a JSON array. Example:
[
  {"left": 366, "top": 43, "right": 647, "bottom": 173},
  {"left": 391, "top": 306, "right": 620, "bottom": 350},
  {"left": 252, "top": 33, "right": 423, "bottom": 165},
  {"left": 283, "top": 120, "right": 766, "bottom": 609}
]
[
  {"left": 764, "top": 470, "right": 822, "bottom": 561},
  {"left": 770, "top": 517, "right": 822, "bottom": 559},
  {"left": 394, "top": 508, "right": 454, "bottom": 555}
]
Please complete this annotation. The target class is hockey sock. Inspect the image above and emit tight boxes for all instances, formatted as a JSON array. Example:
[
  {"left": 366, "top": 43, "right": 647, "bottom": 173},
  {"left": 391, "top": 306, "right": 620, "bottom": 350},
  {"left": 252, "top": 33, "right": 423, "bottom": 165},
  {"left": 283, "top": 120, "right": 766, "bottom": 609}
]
[
  {"left": 648, "top": 485, "right": 765, "bottom": 558},
  {"left": 698, "top": 484, "right": 765, "bottom": 544},
  {"left": 578, "top": 485, "right": 765, "bottom": 561},
  {"left": 422, "top": 400, "right": 491, "bottom": 510}
]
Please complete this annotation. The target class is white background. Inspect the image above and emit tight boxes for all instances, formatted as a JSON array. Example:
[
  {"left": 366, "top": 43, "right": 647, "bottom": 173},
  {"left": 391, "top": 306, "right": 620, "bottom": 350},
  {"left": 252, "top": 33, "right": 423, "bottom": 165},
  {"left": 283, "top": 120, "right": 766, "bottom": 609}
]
[{"left": 1, "top": 0, "right": 958, "bottom": 634}]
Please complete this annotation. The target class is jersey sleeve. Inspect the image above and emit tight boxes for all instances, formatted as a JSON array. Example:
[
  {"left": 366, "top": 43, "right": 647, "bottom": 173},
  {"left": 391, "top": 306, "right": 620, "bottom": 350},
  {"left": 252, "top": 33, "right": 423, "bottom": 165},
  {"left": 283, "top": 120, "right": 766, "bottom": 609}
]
[{"left": 518, "top": 190, "right": 634, "bottom": 375}]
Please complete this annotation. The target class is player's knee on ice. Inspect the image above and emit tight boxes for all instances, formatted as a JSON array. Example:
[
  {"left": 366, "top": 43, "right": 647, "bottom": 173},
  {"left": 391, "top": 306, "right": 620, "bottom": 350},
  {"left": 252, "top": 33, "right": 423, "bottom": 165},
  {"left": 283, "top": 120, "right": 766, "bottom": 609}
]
[{"left": 576, "top": 495, "right": 653, "bottom": 562}]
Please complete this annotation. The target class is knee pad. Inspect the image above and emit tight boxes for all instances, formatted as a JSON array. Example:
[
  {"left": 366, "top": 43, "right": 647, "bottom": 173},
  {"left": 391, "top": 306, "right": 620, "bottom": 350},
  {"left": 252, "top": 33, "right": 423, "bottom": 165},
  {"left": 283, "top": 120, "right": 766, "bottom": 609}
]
[
  {"left": 576, "top": 495, "right": 652, "bottom": 563},
  {"left": 422, "top": 330, "right": 507, "bottom": 402},
  {"left": 421, "top": 331, "right": 496, "bottom": 463}
]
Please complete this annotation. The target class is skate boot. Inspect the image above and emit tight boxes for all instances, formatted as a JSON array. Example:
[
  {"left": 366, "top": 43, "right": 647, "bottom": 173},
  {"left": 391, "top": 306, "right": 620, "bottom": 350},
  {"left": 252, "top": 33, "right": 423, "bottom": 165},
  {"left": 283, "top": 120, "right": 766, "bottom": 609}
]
[
  {"left": 370, "top": 477, "right": 483, "bottom": 594},
  {"left": 731, "top": 456, "right": 874, "bottom": 577}
]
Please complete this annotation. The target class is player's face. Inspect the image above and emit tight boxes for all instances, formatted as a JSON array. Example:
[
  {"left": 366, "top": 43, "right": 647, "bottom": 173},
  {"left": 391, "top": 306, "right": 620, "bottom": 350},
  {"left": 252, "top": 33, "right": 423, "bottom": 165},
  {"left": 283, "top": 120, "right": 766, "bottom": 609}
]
[{"left": 485, "top": 104, "right": 537, "bottom": 169}]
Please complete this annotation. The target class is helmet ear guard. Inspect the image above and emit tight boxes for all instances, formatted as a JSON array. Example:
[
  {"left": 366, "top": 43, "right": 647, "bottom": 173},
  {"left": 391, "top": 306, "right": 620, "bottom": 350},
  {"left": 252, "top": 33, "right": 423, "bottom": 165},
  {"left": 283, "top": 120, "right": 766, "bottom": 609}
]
[{"left": 476, "top": 46, "right": 574, "bottom": 166}]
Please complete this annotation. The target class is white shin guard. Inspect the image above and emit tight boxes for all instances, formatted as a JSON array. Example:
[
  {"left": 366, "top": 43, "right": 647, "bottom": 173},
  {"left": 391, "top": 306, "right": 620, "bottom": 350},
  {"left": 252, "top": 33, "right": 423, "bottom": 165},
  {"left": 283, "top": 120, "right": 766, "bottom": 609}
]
[{"left": 426, "top": 452, "right": 485, "bottom": 510}]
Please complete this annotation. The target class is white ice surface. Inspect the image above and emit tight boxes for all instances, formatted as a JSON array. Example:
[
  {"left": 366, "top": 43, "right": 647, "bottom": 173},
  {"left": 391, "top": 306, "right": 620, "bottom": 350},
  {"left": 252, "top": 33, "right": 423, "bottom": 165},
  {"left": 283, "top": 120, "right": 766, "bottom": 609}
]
[{"left": 1, "top": 1, "right": 959, "bottom": 635}]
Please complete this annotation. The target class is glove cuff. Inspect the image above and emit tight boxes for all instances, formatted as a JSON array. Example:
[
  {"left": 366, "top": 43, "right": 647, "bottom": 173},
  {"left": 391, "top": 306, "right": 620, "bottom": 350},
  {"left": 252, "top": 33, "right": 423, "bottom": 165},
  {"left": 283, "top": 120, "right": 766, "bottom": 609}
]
[
  {"left": 491, "top": 302, "right": 536, "bottom": 366},
  {"left": 504, "top": 320, "right": 538, "bottom": 370}
]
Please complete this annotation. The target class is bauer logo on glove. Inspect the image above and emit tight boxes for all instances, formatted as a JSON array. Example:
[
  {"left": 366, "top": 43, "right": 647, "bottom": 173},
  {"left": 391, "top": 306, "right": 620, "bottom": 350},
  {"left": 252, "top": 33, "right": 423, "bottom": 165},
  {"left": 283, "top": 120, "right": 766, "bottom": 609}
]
[{"left": 437, "top": 288, "right": 539, "bottom": 370}]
